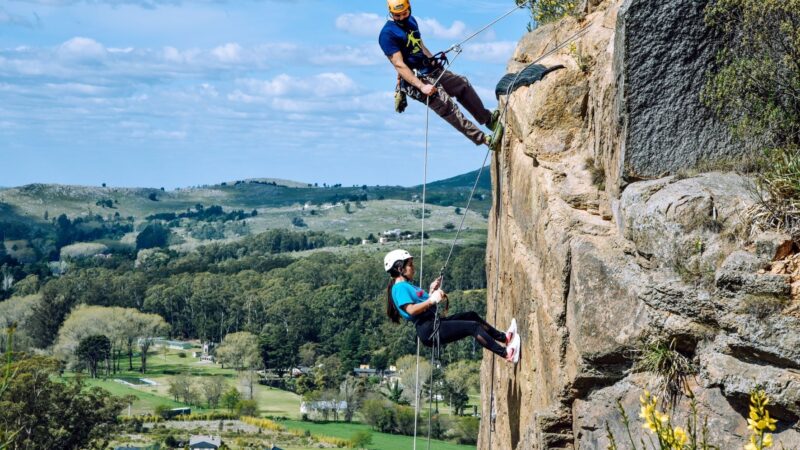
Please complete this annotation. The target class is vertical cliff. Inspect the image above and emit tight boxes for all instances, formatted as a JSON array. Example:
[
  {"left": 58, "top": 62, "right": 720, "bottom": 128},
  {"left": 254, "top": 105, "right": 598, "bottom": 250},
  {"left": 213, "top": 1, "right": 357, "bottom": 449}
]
[{"left": 480, "top": 1, "right": 800, "bottom": 449}]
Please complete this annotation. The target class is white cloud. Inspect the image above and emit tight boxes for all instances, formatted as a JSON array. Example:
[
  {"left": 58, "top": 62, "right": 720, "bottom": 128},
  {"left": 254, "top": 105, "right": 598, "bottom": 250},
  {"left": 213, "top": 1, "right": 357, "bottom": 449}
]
[
  {"left": 310, "top": 45, "right": 383, "bottom": 66},
  {"left": 336, "top": 12, "right": 469, "bottom": 41},
  {"left": 129, "top": 127, "right": 188, "bottom": 140},
  {"left": 108, "top": 47, "right": 134, "bottom": 54},
  {"left": 335, "top": 13, "right": 385, "bottom": 37},
  {"left": 417, "top": 18, "right": 467, "bottom": 40},
  {"left": 234, "top": 72, "right": 356, "bottom": 99},
  {"left": 463, "top": 41, "right": 516, "bottom": 63},
  {"left": 211, "top": 43, "right": 242, "bottom": 63},
  {"left": 58, "top": 37, "right": 107, "bottom": 62},
  {"left": 44, "top": 82, "right": 109, "bottom": 95}
]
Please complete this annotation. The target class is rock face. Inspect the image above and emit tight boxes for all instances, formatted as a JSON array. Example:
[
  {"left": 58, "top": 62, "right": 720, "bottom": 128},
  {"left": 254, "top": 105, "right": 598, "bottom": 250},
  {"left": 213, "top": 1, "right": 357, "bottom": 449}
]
[
  {"left": 614, "top": 0, "right": 738, "bottom": 181},
  {"left": 479, "top": 2, "right": 800, "bottom": 449}
]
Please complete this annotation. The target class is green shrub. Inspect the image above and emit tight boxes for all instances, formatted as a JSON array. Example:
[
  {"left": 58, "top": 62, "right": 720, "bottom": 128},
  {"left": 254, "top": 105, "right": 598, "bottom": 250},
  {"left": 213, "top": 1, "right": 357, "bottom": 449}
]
[
  {"left": 516, "top": 0, "right": 578, "bottom": 25},
  {"left": 633, "top": 338, "right": 695, "bottom": 405},
  {"left": 154, "top": 404, "right": 171, "bottom": 419},
  {"left": 703, "top": 0, "right": 800, "bottom": 237},
  {"left": 235, "top": 399, "right": 258, "bottom": 417},
  {"left": 349, "top": 430, "right": 373, "bottom": 448},
  {"left": 450, "top": 416, "right": 479, "bottom": 445}
]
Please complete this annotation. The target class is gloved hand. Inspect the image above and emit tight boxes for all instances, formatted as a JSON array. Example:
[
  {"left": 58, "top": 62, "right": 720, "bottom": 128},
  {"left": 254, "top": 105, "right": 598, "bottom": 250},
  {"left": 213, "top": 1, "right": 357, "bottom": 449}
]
[
  {"left": 429, "top": 276, "right": 442, "bottom": 293},
  {"left": 428, "top": 289, "right": 444, "bottom": 304},
  {"left": 420, "top": 84, "right": 437, "bottom": 96}
]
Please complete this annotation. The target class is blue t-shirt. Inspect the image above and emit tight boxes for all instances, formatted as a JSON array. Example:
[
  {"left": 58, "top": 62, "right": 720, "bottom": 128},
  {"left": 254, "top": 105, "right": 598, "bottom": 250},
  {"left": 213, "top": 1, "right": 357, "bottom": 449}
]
[
  {"left": 378, "top": 16, "right": 432, "bottom": 74},
  {"left": 392, "top": 280, "right": 429, "bottom": 322}
]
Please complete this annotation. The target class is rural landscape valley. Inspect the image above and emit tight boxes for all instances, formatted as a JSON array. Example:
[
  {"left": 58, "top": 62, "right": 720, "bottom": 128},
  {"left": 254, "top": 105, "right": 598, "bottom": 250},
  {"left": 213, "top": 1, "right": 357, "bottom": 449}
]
[{"left": 0, "top": 171, "right": 492, "bottom": 449}]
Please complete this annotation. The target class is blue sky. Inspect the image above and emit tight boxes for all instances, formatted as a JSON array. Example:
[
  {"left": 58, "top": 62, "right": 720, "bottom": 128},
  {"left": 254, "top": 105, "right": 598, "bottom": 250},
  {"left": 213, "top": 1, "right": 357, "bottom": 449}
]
[{"left": 0, "top": 0, "right": 531, "bottom": 189}]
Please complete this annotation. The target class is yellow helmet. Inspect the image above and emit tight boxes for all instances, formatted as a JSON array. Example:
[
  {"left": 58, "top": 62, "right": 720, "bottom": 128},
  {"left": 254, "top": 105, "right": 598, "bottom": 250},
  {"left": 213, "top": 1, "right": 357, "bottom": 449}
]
[{"left": 387, "top": 0, "right": 410, "bottom": 15}]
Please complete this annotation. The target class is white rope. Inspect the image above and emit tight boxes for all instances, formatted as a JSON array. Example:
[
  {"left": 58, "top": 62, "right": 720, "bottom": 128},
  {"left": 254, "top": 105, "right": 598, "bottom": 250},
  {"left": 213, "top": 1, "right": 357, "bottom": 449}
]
[
  {"left": 413, "top": 338, "right": 421, "bottom": 450},
  {"left": 412, "top": 90, "right": 432, "bottom": 450},
  {"left": 443, "top": 4, "right": 525, "bottom": 55},
  {"left": 405, "top": 7, "right": 540, "bottom": 448}
]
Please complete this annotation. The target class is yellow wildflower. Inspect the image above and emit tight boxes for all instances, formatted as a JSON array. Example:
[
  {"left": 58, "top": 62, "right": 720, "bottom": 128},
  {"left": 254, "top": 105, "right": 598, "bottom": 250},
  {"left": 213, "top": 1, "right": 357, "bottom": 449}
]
[
  {"left": 673, "top": 426, "right": 688, "bottom": 447},
  {"left": 746, "top": 390, "right": 778, "bottom": 450}
]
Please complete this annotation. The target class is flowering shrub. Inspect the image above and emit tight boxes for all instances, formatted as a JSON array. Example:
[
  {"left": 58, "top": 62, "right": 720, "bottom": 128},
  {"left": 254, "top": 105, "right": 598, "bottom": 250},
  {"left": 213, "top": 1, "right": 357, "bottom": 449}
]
[{"left": 608, "top": 389, "right": 780, "bottom": 450}]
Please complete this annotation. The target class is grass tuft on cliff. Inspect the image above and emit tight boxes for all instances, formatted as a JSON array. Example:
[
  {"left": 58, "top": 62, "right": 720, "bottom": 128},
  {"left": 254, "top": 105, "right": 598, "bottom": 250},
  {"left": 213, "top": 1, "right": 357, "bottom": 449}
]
[{"left": 633, "top": 338, "right": 695, "bottom": 406}]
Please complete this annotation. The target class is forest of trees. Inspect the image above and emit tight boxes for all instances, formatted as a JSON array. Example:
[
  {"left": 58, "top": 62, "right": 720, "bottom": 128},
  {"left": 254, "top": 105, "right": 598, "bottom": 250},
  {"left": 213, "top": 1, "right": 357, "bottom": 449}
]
[
  {"left": 1, "top": 223, "right": 488, "bottom": 372},
  {"left": 1, "top": 210, "right": 488, "bottom": 446}
]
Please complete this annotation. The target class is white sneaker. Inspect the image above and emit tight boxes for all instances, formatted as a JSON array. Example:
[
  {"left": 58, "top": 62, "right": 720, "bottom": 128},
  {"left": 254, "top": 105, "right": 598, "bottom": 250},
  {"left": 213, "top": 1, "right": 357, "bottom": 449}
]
[
  {"left": 505, "top": 332, "right": 520, "bottom": 364},
  {"left": 506, "top": 318, "right": 517, "bottom": 344}
]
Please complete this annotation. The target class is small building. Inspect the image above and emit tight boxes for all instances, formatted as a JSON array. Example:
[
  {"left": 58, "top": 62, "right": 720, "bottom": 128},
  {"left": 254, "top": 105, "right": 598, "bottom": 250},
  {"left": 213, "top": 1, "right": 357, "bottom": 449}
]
[
  {"left": 382, "top": 229, "right": 402, "bottom": 238},
  {"left": 149, "top": 338, "right": 194, "bottom": 350},
  {"left": 189, "top": 435, "right": 221, "bottom": 449},
  {"left": 114, "top": 445, "right": 160, "bottom": 450},
  {"left": 353, "top": 364, "right": 377, "bottom": 377},
  {"left": 163, "top": 407, "right": 191, "bottom": 419},
  {"left": 379, "top": 237, "right": 389, "bottom": 244},
  {"left": 300, "top": 400, "right": 348, "bottom": 418},
  {"left": 291, "top": 366, "right": 312, "bottom": 377}
]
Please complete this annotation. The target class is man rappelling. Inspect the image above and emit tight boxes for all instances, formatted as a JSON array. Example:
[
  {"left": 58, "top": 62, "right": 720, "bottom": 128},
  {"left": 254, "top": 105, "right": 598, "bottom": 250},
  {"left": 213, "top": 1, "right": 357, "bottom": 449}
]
[{"left": 379, "top": 0, "right": 504, "bottom": 151}]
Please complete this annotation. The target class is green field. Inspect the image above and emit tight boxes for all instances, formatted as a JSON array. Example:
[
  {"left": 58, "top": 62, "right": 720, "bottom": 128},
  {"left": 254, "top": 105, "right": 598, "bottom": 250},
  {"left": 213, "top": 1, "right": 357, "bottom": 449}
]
[
  {"left": 74, "top": 347, "right": 478, "bottom": 449},
  {"left": 280, "top": 420, "right": 476, "bottom": 450},
  {"left": 65, "top": 347, "right": 303, "bottom": 417}
]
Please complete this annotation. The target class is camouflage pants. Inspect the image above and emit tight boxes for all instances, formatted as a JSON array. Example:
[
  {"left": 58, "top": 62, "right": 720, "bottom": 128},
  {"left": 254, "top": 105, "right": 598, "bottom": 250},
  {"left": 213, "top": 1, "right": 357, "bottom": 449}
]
[{"left": 403, "top": 69, "right": 493, "bottom": 146}]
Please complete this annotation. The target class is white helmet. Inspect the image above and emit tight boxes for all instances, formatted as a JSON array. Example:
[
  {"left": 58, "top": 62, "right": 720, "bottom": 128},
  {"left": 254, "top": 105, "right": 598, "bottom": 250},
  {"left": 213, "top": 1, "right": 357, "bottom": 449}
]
[{"left": 384, "top": 249, "right": 412, "bottom": 272}]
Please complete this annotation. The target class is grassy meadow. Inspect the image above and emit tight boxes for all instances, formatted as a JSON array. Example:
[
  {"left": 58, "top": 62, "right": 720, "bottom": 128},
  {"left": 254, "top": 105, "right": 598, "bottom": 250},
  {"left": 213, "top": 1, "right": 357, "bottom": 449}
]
[{"left": 87, "top": 346, "right": 477, "bottom": 449}]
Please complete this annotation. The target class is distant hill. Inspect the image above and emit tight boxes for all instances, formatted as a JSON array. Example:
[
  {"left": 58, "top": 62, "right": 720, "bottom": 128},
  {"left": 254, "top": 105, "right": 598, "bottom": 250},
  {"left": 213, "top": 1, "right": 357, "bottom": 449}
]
[
  {"left": 422, "top": 167, "right": 491, "bottom": 190},
  {"left": 232, "top": 178, "right": 313, "bottom": 188},
  {"left": 0, "top": 169, "right": 491, "bottom": 259},
  {"left": 0, "top": 168, "right": 492, "bottom": 222}
]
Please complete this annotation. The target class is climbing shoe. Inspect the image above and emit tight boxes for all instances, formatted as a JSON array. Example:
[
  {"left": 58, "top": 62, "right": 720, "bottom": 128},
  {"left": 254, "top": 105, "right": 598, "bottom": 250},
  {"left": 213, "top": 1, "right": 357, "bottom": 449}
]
[
  {"left": 505, "top": 333, "right": 520, "bottom": 364},
  {"left": 487, "top": 124, "right": 504, "bottom": 152},
  {"left": 506, "top": 318, "right": 517, "bottom": 344},
  {"left": 487, "top": 109, "right": 501, "bottom": 130}
]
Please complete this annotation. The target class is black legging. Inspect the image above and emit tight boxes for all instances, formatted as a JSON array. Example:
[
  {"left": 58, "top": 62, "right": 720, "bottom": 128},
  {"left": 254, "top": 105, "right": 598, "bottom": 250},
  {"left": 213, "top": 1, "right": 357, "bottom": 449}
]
[{"left": 415, "top": 311, "right": 508, "bottom": 358}]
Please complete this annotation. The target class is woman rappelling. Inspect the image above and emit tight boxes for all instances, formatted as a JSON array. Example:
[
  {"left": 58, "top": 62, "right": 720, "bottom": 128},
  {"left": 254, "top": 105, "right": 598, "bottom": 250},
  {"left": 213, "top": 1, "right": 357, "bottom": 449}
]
[{"left": 383, "top": 249, "right": 520, "bottom": 363}]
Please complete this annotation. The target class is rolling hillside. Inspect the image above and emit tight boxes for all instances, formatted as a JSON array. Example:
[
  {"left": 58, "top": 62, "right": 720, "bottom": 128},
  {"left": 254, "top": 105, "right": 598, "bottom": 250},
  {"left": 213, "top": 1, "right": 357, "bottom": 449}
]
[{"left": 0, "top": 168, "right": 491, "bottom": 262}]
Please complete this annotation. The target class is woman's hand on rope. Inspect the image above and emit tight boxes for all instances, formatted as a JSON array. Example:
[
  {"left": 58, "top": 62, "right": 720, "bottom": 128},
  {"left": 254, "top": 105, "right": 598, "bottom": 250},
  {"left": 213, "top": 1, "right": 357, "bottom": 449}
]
[
  {"left": 429, "top": 276, "right": 443, "bottom": 293},
  {"left": 420, "top": 84, "right": 437, "bottom": 96},
  {"left": 428, "top": 289, "right": 445, "bottom": 305}
]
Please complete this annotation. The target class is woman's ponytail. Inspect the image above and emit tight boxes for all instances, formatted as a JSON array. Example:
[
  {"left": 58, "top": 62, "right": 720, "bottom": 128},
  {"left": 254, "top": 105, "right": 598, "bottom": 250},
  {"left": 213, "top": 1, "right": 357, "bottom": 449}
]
[
  {"left": 386, "top": 260, "right": 407, "bottom": 324},
  {"left": 387, "top": 278, "right": 400, "bottom": 323}
]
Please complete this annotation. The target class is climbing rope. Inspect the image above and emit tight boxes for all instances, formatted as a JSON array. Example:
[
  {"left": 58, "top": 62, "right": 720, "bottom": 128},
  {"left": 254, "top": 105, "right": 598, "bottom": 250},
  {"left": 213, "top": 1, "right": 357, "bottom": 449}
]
[
  {"left": 442, "top": 4, "right": 525, "bottom": 56},
  {"left": 484, "top": 23, "right": 594, "bottom": 447},
  {"left": 409, "top": 6, "right": 532, "bottom": 449}
]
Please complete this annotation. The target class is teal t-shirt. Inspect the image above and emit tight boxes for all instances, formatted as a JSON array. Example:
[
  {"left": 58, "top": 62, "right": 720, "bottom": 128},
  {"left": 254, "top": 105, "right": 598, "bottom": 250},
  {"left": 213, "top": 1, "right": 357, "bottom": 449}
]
[{"left": 392, "top": 281, "right": 429, "bottom": 322}]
